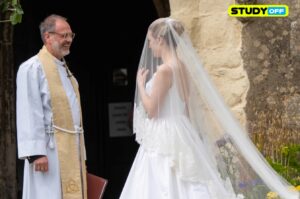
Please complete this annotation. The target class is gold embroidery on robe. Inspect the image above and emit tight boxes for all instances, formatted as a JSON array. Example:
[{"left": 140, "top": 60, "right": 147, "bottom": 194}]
[{"left": 38, "top": 46, "right": 87, "bottom": 199}]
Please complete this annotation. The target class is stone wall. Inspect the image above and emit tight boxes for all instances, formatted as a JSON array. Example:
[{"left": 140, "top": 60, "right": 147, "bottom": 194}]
[
  {"left": 170, "top": 0, "right": 250, "bottom": 126},
  {"left": 169, "top": 0, "right": 300, "bottom": 160},
  {"left": 242, "top": 0, "right": 300, "bottom": 153}
]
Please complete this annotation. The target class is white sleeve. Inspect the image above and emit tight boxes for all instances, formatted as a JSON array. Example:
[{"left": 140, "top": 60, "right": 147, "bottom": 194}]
[{"left": 16, "top": 58, "right": 47, "bottom": 159}]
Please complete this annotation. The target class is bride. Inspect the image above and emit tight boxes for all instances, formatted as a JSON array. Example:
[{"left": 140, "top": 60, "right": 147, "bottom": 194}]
[{"left": 119, "top": 17, "right": 299, "bottom": 199}]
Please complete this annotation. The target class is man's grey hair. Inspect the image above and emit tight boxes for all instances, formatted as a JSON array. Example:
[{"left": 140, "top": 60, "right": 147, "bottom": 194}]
[{"left": 39, "top": 14, "right": 67, "bottom": 42}]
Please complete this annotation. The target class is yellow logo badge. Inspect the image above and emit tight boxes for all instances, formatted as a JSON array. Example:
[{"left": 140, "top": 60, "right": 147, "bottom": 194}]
[{"left": 228, "top": 5, "right": 288, "bottom": 17}]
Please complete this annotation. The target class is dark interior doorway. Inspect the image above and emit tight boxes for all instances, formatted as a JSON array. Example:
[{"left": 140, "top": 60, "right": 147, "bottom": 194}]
[{"left": 14, "top": 1, "right": 158, "bottom": 198}]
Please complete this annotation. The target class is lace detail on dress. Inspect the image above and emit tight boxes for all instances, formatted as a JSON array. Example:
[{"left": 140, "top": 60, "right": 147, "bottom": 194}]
[
  {"left": 134, "top": 103, "right": 211, "bottom": 182},
  {"left": 133, "top": 103, "right": 147, "bottom": 143}
]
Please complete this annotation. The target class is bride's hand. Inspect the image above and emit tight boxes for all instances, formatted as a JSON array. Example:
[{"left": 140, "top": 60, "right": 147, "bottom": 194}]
[{"left": 137, "top": 68, "right": 149, "bottom": 90}]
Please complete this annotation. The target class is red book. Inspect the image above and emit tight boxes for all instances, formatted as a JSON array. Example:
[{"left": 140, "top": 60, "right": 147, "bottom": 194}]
[{"left": 87, "top": 173, "right": 108, "bottom": 199}]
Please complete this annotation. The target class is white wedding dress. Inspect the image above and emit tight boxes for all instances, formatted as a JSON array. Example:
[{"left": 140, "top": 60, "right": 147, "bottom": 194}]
[
  {"left": 120, "top": 17, "right": 299, "bottom": 199},
  {"left": 120, "top": 77, "right": 239, "bottom": 199}
]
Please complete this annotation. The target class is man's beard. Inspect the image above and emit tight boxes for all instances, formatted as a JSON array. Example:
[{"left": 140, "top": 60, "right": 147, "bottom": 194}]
[{"left": 52, "top": 41, "right": 70, "bottom": 57}]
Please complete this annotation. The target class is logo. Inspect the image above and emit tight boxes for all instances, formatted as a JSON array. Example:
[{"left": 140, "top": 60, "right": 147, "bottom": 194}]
[{"left": 228, "top": 5, "right": 288, "bottom": 17}]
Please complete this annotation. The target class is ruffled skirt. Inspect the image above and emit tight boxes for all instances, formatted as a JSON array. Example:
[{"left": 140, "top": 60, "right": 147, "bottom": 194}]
[
  {"left": 119, "top": 147, "right": 212, "bottom": 199},
  {"left": 127, "top": 108, "right": 241, "bottom": 199}
]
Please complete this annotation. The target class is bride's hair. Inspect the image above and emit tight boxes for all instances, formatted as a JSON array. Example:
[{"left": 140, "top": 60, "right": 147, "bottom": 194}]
[{"left": 148, "top": 18, "right": 185, "bottom": 47}]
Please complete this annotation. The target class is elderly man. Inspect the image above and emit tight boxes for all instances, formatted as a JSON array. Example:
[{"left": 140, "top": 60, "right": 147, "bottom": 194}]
[{"left": 16, "top": 14, "right": 87, "bottom": 199}]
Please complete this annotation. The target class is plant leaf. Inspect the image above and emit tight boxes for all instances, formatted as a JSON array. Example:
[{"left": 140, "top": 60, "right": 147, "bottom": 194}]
[{"left": 10, "top": 12, "right": 22, "bottom": 25}]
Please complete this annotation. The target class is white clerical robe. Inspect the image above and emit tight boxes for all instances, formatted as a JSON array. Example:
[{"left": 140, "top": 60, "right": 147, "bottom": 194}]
[{"left": 16, "top": 55, "right": 81, "bottom": 199}]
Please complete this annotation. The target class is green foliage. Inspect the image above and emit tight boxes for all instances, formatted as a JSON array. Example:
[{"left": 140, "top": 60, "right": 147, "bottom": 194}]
[
  {"left": 0, "top": 0, "right": 23, "bottom": 25},
  {"left": 267, "top": 144, "right": 300, "bottom": 186}
]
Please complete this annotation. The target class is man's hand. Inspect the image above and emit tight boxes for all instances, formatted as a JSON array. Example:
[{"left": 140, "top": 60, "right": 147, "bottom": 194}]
[{"left": 34, "top": 156, "right": 49, "bottom": 172}]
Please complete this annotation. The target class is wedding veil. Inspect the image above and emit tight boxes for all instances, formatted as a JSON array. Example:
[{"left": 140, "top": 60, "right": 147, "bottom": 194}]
[{"left": 133, "top": 17, "right": 299, "bottom": 199}]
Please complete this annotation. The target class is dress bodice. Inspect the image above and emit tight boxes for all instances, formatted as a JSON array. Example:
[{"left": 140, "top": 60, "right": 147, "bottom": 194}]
[{"left": 145, "top": 75, "right": 186, "bottom": 118}]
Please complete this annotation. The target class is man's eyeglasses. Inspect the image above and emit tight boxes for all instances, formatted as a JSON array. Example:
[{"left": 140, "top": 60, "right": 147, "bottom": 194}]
[{"left": 48, "top": 32, "right": 76, "bottom": 39}]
